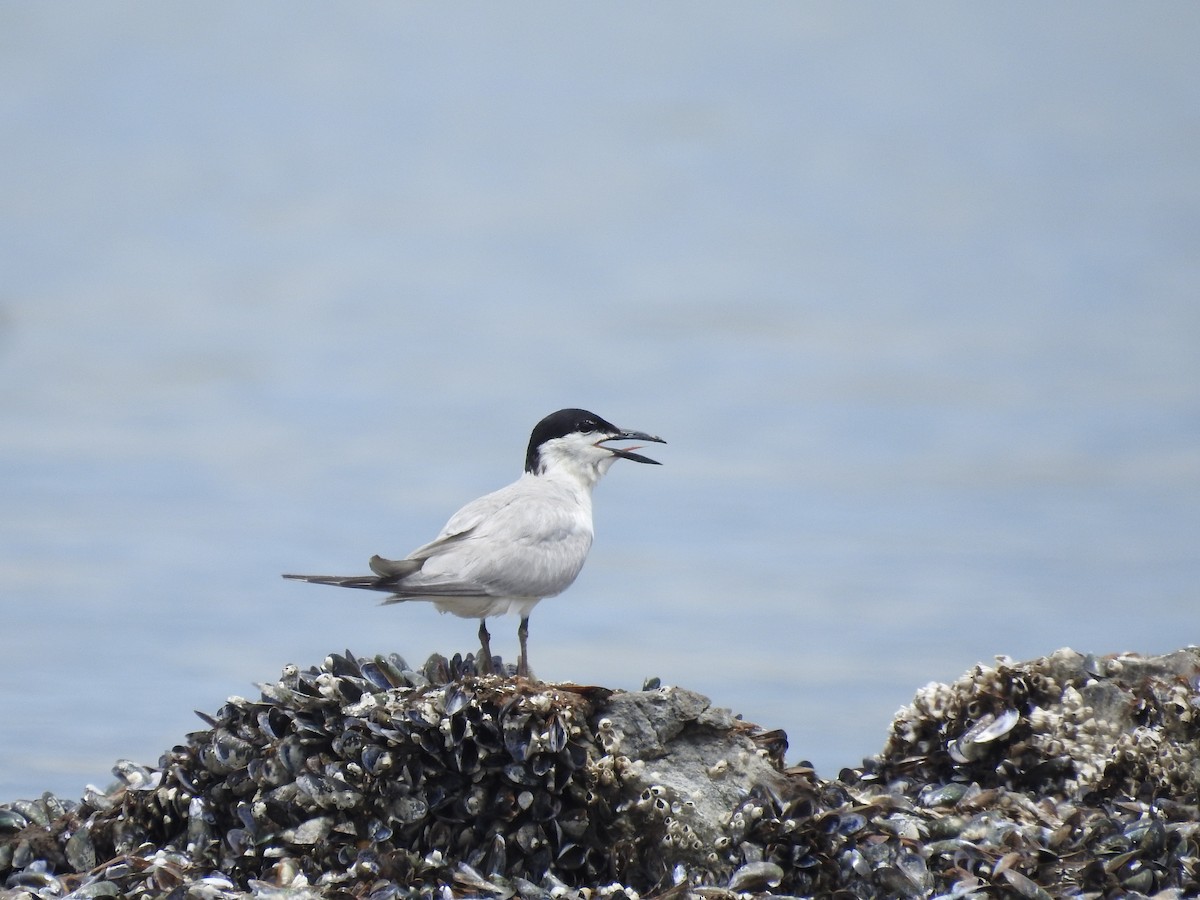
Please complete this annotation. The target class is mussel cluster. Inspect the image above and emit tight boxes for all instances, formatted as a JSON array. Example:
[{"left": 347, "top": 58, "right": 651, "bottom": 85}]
[
  {"left": 852, "top": 646, "right": 1200, "bottom": 896},
  {"left": 2, "top": 646, "right": 1199, "bottom": 899},
  {"left": 0, "top": 651, "right": 826, "bottom": 899}
]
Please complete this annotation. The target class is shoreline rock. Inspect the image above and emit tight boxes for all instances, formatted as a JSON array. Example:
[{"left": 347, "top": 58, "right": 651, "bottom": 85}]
[{"left": 2, "top": 647, "right": 1198, "bottom": 899}]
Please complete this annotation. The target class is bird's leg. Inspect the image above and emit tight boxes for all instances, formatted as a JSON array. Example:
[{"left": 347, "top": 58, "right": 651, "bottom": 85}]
[
  {"left": 478, "top": 619, "right": 494, "bottom": 675},
  {"left": 516, "top": 615, "right": 531, "bottom": 678}
]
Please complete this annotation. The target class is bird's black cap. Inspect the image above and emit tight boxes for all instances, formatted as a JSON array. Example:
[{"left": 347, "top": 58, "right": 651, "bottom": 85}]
[{"left": 525, "top": 409, "right": 619, "bottom": 472}]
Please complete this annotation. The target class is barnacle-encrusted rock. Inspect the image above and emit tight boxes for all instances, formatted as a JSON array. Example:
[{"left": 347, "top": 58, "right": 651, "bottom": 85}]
[
  {"left": 859, "top": 646, "right": 1200, "bottom": 897},
  {"left": 883, "top": 647, "right": 1200, "bottom": 800},
  {"left": 2, "top": 646, "right": 1199, "bottom": 899}
]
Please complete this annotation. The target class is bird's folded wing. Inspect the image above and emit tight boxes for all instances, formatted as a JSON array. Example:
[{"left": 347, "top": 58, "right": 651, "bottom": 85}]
[
  {"left": 379, "top": 579, "right": 497, "bottom": 601},
  {"left": 403, "top": 524, "right": 479, "bottom": 563},
  {"left": 404, "top": 490, "right": 521, "bottom": 560}
]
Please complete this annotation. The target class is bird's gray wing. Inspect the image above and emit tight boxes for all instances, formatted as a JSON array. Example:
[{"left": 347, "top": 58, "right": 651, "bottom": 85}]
[
  {"left": 284, "top": 487, "right": 535, "bottom": 600},
  {"left": 409, "top": 483, "right": 592, "bottom": 600},
  {"left": 368, "top": 526, "right": 481, "bottom": 577},
  {"left": 367, "top": 485, "right": 526, "bottom": 599},
  {"left": 405, "top": 484, "right": 519, "bottom": 558}
]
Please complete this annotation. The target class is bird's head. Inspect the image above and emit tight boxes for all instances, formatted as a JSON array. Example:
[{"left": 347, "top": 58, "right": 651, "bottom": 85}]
[{"left": 524, "top": 408, "right": 666, "bottom": 483}]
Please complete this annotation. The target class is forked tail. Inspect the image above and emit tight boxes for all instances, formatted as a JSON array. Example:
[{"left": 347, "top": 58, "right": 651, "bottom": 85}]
[
  {"left": 282, "top": 555, "right": 422, "bottom": 592},
  {"left": 281, "top": 573, "right": 385, "bottom": 590}
]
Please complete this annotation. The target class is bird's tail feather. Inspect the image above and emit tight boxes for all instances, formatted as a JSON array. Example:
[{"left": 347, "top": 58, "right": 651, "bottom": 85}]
[
  {"left": 282, "top": 573, "right": 393, "bottom": 591},
  {"left": 283, "top": 555, "right": 423, "bottom": 593}
]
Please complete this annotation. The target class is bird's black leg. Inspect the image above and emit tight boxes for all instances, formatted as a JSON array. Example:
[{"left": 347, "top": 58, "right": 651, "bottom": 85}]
[
  {"left": 478, "top": 619, "right": 495, "bottom": 675},
  {"left": 516, "top": 615, "right": 531, "bottom": 678}
]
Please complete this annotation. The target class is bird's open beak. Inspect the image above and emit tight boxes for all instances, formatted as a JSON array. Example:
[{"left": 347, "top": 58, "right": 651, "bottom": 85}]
[{"left": 598, "top": 429, "right": 667, "bottom": 465}]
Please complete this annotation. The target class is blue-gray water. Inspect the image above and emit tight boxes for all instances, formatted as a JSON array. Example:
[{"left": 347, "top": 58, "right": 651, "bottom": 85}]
[{"left": 1, "top": 4, "right": 1197, "bottom": 803}]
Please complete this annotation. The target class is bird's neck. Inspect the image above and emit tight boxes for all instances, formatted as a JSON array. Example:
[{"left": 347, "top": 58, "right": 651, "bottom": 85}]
[{"left": 532, "top": 454, "right": 616, "bottom": 494}]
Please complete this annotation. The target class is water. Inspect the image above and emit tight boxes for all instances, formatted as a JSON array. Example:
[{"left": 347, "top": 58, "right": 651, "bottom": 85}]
[{"left": 1, "top": 3, "right": 1197, "bottom": 802}]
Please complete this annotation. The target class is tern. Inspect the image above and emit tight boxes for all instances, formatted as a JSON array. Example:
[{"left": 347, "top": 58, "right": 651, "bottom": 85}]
[{"left": 284, "top": 408, "right": 665, "bottom": 677}]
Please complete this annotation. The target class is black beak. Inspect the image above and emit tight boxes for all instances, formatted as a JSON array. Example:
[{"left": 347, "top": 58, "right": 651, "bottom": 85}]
[{"left": 598, "top": 429, "right": 667, "bottom": 465}]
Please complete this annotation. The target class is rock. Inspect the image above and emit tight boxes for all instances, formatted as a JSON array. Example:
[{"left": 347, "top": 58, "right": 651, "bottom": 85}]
[
  {"left": 596, "top": 685, "right": 795, "bottom": 882},
  {"left": 1, "top": 646, "right": 1198, "bottom": 899}
]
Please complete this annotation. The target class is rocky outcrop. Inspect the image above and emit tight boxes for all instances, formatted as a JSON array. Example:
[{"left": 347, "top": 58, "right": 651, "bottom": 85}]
[{"left": 2, "top": 647, "right": 1198, "bottom": 898}]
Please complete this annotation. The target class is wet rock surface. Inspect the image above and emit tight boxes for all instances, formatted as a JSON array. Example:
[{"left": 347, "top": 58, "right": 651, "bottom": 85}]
[{"left": 2, "top": 647, "right": 1199, "bottom": 899}]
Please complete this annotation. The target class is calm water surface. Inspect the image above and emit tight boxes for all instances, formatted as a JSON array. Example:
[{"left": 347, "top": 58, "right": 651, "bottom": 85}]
[{"left": 1, "top": 4, "right": 1197, "bottom": 802}]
